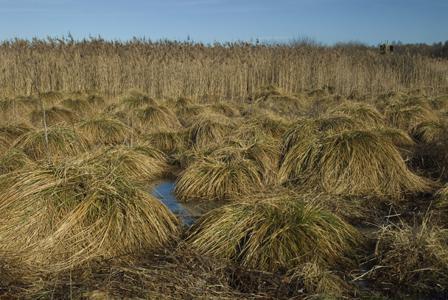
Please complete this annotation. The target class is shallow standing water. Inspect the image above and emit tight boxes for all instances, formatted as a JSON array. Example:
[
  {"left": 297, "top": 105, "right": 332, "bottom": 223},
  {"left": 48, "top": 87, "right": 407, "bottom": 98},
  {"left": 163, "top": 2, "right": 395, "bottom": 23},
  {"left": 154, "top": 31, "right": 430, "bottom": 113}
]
[
  {"left": 152, "top": 180, "right": 195, "bottom": 226},
  {"left": 151, "top": 179, "right": 227, "bottom": 226}
]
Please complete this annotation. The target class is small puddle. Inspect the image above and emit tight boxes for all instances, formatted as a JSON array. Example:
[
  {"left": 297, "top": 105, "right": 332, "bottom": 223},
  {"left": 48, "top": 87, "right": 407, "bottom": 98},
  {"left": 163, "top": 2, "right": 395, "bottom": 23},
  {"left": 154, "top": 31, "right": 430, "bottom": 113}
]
[
  {"left": 151, "top": 179, "right": 227, "bottom": 226},
  {"left": 152, "top": 180, "right": 195, "bottom": 226}
]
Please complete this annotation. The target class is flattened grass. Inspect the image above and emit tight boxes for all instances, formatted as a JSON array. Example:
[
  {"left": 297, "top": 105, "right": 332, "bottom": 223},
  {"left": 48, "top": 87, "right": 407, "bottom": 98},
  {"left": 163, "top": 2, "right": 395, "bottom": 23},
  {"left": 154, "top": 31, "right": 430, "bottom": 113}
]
[{"left": 372, "top": 220, "right": 448, "bottom": 296}]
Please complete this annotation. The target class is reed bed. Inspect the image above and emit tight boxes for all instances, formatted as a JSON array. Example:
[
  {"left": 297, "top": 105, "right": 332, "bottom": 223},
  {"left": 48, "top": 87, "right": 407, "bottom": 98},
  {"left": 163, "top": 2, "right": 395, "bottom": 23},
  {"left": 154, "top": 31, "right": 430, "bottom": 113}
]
[{"left": 1, "top": 39, "right": 447, "bottom": 99}]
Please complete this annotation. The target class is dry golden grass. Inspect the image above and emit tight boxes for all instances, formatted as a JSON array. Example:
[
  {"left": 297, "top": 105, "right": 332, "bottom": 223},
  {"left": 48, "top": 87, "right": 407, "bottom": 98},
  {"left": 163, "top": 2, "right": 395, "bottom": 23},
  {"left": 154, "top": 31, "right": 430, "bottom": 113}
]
[
  {"left": 1, "top": 80, "right": 448, "bottom": 298},
  {"left": 136, "top": 104, "right": 182, "bottom": 131},
  {"left": 208, "top": 102, "right": 240, "bottom": 118},
  {"left": 0, "top": 149, "right": 34, "bottom": 175},
  {"left": 0, "top": 157, "right": 180, "bottom": 272},
  {"left": 280, "top": 126, "right": 430, "bottom": 199},
  {"left": 223, "top": 135, "right": 282, "bottom": 185},
  {"left": 30, "top": 105, "right": 77, "bottom": 127},
  {"left": 371, "top": 220, "right": 448, "bottom": 296},
  {"left": 1, "top": 40, "right": 447, "bottom": 99},
  {"left": 250, "top": 86, "right": 308, "bottom": 118},
  {"left": 0, "top": 96, "right": 38, "bottom": 121},
  {"left": 0, "top": 123, "right": 32, "bottom": 143},
  {"left": 141, "top": 129, "right": 186, "bottom": 154},
  {"left": 187, "top": 192, "right": 359, "bottom": 273},
  {"left": 84, "top": 145, "right": 169, "bottom": 183},
  {"left": 0, "top": 136, "right": 10, "bottom": 154},
  {"left": 293, "top": 260, "right": 350, "bottom": 297},
  {"left": 175, "top": 104, "right": 211, "bottom": 127},
  {"left": 76, "top": 116, "right": 132, "bottom": 146},
  {"left": 436, "top": 185, "right": 448, "bottom": 210},
  {"left": 60, "top": 97, "right": 94, "bottom": 116},
  {"left": 328, "top": 101, "right": 385, "bottom": 126},
  {"left": 13, "top": 126, "right": 88, "bottom": 161},
  {"left": 187, "top": 115, "right": 234, "bottom": 149},
  {"left": 411, "top": 120, "right": 447, "bottom": 144},
  {"left": 120, "top": 90, "right": 158, "bottom": 109},
  {"left": 385, "top": 100, "right": 439, "bottom": 132},
  {"left": 239, "top": 113, "right": 290, "bottom": 140},
  {"left": 175, "top": 151, "right": 264, "bottom": 202},
  {"left": 430, "top": 94, "right": 448, "bottom": 112}
]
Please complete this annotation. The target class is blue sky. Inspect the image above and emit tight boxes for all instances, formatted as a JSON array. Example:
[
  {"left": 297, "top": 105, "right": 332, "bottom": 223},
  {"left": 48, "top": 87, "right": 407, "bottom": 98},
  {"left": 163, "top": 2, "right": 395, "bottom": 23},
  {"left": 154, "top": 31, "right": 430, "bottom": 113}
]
[{"left": 0, "top": 0, "right": 446, "bottom": 44}]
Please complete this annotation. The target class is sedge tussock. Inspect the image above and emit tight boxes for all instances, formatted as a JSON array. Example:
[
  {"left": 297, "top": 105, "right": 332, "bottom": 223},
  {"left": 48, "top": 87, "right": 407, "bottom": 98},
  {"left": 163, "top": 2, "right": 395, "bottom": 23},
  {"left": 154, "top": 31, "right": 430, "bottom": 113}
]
[
  {"left": 327, "top": 101, "right": 385, "bottom": 127},
  {"left": 141, "top": 130, "right": 186, "bottom": 154},
  {"left": 0, "top": 159, "right": 179, "bottom": 272},
  {"left": 13, "top": 126, "right": 88, "bottom": 161},
  {"left": 207, "top": 102, "right": 240, "bottom": 118},
  {"left": 375, "top": 127, "right": 415, "bottom": 148},
  {"left": 121, "top": 90, "right": 157, "bottom": 109},
  {"left": 0, "top": 136, "right": 10, "bottom": 154},
  {"left": 280, "top": 115, "right": 363, "bottom": 158},
  {"left": 85, "top": 94, "right": 106, "bottom": 107},
  {"left": 176, "top": 104, "right": 212, "bottom": 127},
  {"left": 436, "top": 185, "right": 448, "bottom": 210},
  {"left": 136, "top": 104, "right": 182, "bottom": 131},
  {"left": 385, "top": 101, "right": 439, "bottom": 132},
  {"left": 187, "top": 192, "right": 359, "bottom": 272},
  {"left": 0, "top": 123, "right": 32, "bottom": 144},
  {"left": 371, "top": 220, "right": 448, "bottom": 295},
  {"left": 0, "top": 149, "right": 34, "bottom": 175},
  {"left": 240, "top": 114, "right": 290, "bottom": 139},
  {"left": 30, "top": 106, "right": 77, "bottom": 127},
  {"left": 430, "top": 94, "right": 448, "bottom": 112},
  {"left": 224, "top": 136, "right": 282, "bottom": 185},
  {"left": 251, "top": 85, "right": 283, "bottom": 99},
  {"left": 76, "top": 117, "right": 132, "bottom": 146},
  {"left": 85, "top": 145, "right": 169, "bottom": 183},
  {"left": 38, "top": 91, "right": 65, "bottom": 104},
  {"left": 175, "top": 152, "right": 264, "bottom": 202},
  {"left": 279, "top": 128, "right": 431, "bottom": 199},
  {"left": 60, "top": 98, "right": 93, "bottom": 115},
  {"left": 251, "top": 86, "right": 307, "bottom": 117},
  {"left": 292, "top": 261, "right": 350, "bottom": 297},
  {"left": 0, "top": 96, "right": 38, "bottom": 114},
  {"left": 411, "top": 120, "right": 447, "bottom": 144},
  {"left": 188, "top": 116, "right": 234, "bottom": 149},
  {"left": 173, "top": 96, "right": 194, "bottom": 109}
]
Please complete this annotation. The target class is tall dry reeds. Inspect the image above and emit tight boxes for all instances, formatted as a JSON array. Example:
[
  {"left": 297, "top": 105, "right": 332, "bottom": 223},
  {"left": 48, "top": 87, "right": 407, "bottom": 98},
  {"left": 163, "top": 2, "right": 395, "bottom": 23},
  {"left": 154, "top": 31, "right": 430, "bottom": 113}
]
[{"left": 0, "top": 38, "right": 447, "bottom": 99}]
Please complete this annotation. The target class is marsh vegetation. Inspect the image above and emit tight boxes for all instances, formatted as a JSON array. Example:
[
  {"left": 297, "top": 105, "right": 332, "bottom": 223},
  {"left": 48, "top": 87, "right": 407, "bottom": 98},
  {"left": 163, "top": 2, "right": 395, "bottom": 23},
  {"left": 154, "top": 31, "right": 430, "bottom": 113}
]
[{"left": 0, "top": 40, "right": 447, "bottom": 299}]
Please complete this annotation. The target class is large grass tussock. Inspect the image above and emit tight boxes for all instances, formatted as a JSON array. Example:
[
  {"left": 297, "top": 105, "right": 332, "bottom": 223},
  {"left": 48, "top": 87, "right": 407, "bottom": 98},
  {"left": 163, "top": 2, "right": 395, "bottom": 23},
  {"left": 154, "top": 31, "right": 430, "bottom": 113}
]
[
  {"left": 187, "top": 192, "right": 359, "bottom": 272},
  {"left": 0, "top": 158, "right": 179, "bottom": 272},
  {"left": 280, "top": 124, "right": 430, "bottom": 199}
]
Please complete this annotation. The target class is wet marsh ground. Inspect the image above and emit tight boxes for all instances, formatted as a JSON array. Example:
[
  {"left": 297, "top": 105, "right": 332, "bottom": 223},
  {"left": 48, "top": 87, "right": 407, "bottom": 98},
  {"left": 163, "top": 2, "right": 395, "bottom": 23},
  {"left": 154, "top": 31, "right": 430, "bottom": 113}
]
[{"left": 0, "top": 86, "right": 447, "bottom": 299}]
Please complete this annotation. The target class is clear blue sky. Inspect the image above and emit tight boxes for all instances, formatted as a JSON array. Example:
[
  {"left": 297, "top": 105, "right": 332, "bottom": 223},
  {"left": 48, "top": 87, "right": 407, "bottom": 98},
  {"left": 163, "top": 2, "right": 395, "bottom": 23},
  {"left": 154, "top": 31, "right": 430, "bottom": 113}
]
[{"left": 0, "top": 0, "right": 446, "bottom": 44}]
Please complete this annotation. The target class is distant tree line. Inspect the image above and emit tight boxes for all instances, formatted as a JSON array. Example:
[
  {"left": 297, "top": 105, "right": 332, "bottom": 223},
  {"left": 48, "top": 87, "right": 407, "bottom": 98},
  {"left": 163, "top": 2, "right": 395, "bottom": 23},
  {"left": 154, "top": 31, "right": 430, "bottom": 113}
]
[{"left": 392, "top": 41, "right": 448, "bottom": 59}]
